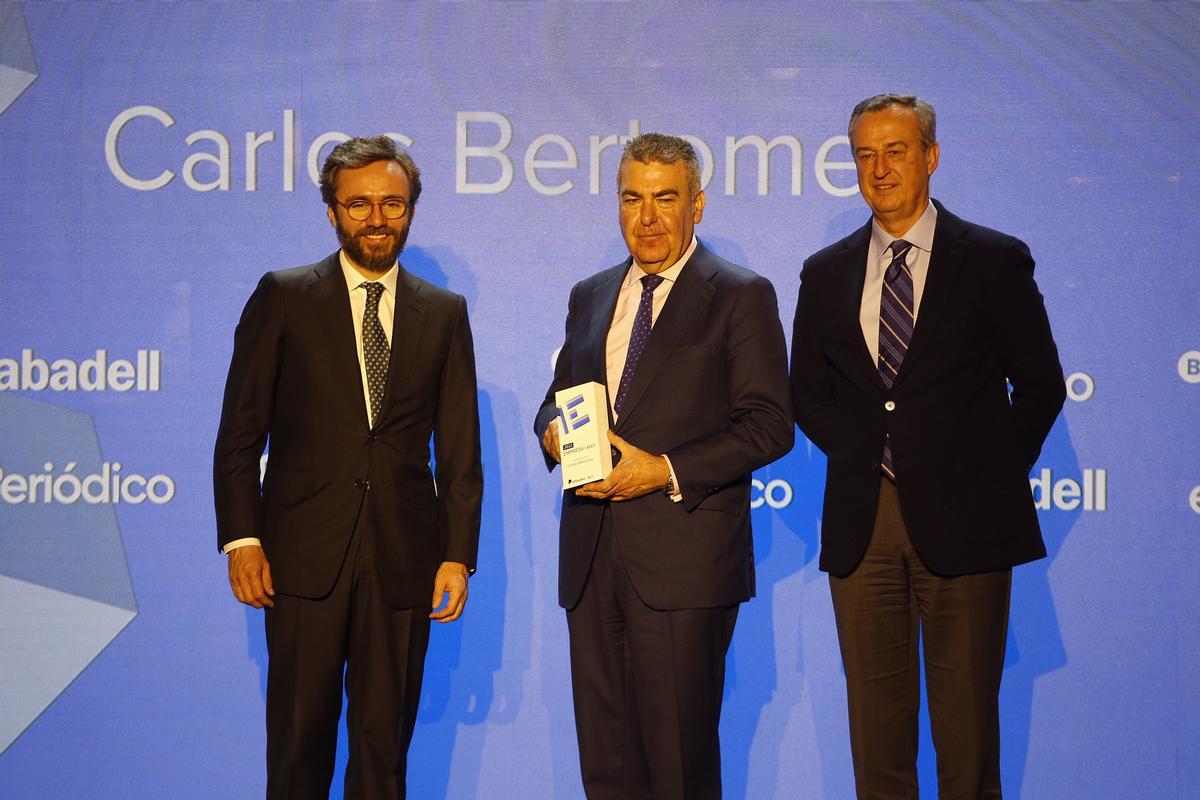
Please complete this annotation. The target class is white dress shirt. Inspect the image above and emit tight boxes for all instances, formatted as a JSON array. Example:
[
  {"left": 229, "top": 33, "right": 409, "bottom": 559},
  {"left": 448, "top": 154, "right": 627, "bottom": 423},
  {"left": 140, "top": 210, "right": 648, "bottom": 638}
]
[
  {"left": 603, "top": 235, "right": 698, "bottom": 501},
  {"left": 224, "top": 251, "right": 398, "bottom": 553},
  {"left": 859, "top": 200, "right": 937, "bottom": 364}
]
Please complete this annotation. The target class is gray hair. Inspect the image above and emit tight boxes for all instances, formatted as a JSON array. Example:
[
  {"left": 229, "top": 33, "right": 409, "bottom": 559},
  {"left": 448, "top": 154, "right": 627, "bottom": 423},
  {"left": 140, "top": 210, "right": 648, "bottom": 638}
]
[
  {"left": 849, "top": 94, "right": 937, "bottom": 151},
  {"left": 619, "top": 132, "right": 702, "bottom": 195},
  {"left": 318, "top": 135, "right": 423, "bottom": 211}
]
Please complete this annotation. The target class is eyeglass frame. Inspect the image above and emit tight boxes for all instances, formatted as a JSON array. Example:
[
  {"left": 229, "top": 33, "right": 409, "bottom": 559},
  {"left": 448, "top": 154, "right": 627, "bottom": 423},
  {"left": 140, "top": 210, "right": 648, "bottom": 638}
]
[{"left": 334, "top": 196, "right": 410, "bottom": 221}]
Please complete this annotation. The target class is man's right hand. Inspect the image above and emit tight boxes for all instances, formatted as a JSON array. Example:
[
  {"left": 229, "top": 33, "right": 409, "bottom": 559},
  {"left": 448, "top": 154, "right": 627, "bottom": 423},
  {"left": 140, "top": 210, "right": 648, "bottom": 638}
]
[
  {"left": 543, "top": 418, "right": 562, "bottom": 463},
  {"left": 228, "top": 545, "right": 275, "bottom": 608}
]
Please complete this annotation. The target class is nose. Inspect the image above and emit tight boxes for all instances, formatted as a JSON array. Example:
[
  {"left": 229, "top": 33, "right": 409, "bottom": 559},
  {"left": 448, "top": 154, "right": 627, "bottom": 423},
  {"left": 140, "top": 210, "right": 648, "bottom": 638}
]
[
  {"left": 639, "top": 200, "right": 657, "bottom": 227},
  {"left": 366, "top": 202, "right": 386, "bottom": 226},
  {"left": 872, "top": 156, "right": 889, "bottom": 179}
]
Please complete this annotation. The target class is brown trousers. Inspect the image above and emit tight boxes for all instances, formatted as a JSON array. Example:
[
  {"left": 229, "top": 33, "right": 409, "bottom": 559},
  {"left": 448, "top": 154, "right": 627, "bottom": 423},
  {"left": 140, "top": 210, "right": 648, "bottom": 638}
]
[{"left": 830, "top": 479, "right": 1011, "bottom": 800}]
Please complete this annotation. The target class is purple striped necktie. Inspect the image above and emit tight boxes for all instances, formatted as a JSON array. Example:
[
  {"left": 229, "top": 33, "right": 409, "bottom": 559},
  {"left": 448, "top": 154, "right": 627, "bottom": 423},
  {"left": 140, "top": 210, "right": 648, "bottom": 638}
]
[
  {"left": 878, "top": 239, "right": 914, "bottom": 480},
  {"left": 613, "top": 274, "right": 664, "bottom": 416}
]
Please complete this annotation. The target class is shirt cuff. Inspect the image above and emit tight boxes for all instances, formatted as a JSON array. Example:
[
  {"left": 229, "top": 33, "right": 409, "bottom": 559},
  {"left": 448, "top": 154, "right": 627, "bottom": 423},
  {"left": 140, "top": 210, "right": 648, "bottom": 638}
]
[
  {"left": 662, "top": 455, "right": 683, "bottom": 503},
  {"left": 223, "top": 537, "right": 262, "bottom": 554}
]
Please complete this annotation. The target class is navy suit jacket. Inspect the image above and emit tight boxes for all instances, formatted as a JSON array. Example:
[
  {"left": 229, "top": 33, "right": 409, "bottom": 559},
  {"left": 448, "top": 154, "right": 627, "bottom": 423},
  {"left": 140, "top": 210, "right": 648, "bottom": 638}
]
[
  {"left": 791, "top": 201, "right": 1065, "bottom": 577},
  {"left": 535, "top": 241, "right": 794, "bottom": 610}
]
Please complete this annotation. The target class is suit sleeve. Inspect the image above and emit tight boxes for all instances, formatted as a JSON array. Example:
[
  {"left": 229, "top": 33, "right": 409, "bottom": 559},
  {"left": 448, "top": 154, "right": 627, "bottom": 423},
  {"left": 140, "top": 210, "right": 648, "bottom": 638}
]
[
  {"left": 213, "top": 273, "right": 284, "bottom": 552},
  {"left": 790, "top": 260, "right": 839, "bottom": 455},
  {"left": 533, "top": 282, "right": 580, "bottom": 472},
  {"left": 666, "top": 275, "right": 795, "bottom": 511},
  {"left": 993, "top": 238, "right": 1066, "bottom": 472},
  {"left": 434, "top": 295, "right": 484, "bottom": 571}
]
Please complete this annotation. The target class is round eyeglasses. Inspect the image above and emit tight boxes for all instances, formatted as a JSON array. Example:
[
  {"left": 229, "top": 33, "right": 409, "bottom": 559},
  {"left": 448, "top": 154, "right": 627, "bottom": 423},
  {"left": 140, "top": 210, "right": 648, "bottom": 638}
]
[{"left": 335, "top": 198, "right": 409, "bottom": 221}]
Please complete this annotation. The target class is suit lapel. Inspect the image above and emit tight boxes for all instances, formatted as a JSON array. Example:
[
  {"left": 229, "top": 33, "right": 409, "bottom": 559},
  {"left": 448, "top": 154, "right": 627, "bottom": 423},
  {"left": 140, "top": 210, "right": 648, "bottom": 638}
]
[
  {"left": 893, "top": 201, "right": 964, "bottom": 386},
  {"left": 585, "top": 262, "right": 626, "bottom": 388},
  {"left": 614, "top": 244, "right": 716, "bottom": 429},
  {"left": 306, "top": 254, "right": 367, "bottom": 426},
  {"left": 376, "top": 265, "right": 429, "bottom": 425},
  {"left": 836, "top": 223, "right": 888, "bottom": 391}
]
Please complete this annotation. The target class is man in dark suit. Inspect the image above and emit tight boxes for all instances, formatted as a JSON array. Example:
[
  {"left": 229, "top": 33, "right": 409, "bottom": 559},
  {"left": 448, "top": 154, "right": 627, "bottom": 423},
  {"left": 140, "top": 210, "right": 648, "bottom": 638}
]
[
  {"left": 213, "top": 136, "right": 482, "bottom": 799},
  {"left": 791, "top": 95, "right": 1065, "bottom": 798},
  {"left": 535, "top": 133, "right": 794, "bottom": 799}
]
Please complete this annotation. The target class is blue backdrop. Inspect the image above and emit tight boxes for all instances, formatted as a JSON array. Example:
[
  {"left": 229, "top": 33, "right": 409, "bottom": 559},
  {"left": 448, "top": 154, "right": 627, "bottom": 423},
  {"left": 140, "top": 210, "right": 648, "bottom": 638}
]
[{"left": 1, "top": 2, "right": 1198, "bottom": 797}]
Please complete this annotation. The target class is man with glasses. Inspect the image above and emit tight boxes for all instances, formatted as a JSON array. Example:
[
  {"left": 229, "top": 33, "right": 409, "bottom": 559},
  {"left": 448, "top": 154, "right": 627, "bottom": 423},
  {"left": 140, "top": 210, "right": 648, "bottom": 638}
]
[{"left": 214, "top": 135, "right": 483, "bottom": 799}]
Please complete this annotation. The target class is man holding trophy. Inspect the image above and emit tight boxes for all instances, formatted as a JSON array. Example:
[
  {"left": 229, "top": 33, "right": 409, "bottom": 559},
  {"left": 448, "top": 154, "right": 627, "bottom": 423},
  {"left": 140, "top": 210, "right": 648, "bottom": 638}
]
[{"left": 534, "top": 132, "right": 794, "bottom": 800}]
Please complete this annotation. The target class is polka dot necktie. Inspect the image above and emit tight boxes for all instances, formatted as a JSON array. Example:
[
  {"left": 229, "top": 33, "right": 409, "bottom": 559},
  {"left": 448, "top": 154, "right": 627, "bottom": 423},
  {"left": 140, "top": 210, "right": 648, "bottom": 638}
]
[
  {"left": 613, "top": 274, "right": 664, "bottom": 416},
  {"left": 878, "top": 239, "right": 915, "bottom": 480},
  {"left": 361, "top": 282, "right": 389, "bottom": 426}
]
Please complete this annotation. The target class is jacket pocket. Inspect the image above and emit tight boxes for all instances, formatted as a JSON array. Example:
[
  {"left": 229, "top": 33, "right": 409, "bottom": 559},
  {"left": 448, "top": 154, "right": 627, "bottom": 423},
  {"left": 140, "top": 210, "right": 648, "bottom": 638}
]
[{"left": 670, "top": 343, "right": 719, "bottom": 362}]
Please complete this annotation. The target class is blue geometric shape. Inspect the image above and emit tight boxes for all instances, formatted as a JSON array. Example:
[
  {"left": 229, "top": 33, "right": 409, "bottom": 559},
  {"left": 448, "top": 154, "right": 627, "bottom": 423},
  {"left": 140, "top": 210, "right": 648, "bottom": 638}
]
[
  {"left": 0, "top": 576, "right": 135, "bottom": 753},
  {"left": 0, "top": 395, "right": 137, "bottom": 754},
  {"left": 0, "top": 2, "right": 37, "bottom": 117}
]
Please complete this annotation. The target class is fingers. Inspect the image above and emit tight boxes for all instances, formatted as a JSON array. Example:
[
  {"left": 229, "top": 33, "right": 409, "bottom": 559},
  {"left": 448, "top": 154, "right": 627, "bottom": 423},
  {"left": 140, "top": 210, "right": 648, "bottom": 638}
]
[
  {"left": 227, "top": 547, "right": 274, "bottom": 608},
  {"left": 543, "top": 420, "right": 561, "bottom": 463},
  {"left": 261, "top": 560, "right": 275, "bottom": 598},
  {"left": 430, "top": 563, "right": 469, "bottom": 622},
  {"left": 574, "top": 475, "right": 616, "bottom": 499},
  {"left": 430, "top": 574, "right": 468, "bottom": 622},
  {"left": 431, "top": 579, "right": 446, "bottom": 614}
]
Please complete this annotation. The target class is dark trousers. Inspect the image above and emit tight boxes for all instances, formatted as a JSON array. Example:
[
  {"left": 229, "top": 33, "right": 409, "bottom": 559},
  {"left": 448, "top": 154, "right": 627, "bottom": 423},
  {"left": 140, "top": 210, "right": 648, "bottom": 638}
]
[
  {"left": 263, "top": 524, "right": 431, "bottom": 800},
  {"left": 566, "top": 510, "right": 739, "bottom": 800},
  {"left": 830, "top": 479, "right": 1011, "bottom": 800}
]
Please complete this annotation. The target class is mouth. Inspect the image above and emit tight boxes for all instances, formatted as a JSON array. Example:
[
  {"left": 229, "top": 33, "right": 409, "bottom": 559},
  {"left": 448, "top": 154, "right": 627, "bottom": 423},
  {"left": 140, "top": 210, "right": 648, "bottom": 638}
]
[{"left": 359, "top": 231, "right": 395, "bottom": 244}]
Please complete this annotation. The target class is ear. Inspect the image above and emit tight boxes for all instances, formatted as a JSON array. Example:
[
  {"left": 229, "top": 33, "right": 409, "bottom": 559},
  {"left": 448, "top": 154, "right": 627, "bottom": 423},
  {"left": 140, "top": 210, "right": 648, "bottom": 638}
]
[
  {"left": 926, "top": 142, "right": 940, "bottom": 176},
  {"left": 692, "top": 189, "right": 706, "bottom": 224},
  {"left": 327, "top": 205, "right": 338, "bottom": 229}
]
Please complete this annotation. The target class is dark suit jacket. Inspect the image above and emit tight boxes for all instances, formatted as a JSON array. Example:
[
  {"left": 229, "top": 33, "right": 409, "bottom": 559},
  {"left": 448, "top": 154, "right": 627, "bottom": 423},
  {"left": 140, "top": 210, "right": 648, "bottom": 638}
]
[
  {"left": 535, "top": 241, "right": 794, "bottom": 611},
  {"left": 791, "top": 200, "right": 1065, "bottom": 578},
  {"left": 214, "top": 253, "right": 482, "bottom": 609}
]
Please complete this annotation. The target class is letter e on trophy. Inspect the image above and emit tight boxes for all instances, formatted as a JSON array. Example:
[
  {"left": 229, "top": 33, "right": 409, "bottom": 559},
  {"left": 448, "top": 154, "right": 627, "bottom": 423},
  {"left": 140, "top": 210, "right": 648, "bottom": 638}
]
[{"left": 555, "top": 381, "right": 613, "bottom": 490}]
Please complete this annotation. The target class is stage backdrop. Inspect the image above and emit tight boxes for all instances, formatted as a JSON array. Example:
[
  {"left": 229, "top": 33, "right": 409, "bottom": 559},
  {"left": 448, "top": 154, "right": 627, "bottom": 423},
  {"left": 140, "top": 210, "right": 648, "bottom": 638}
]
[{"left": 1, "top": 2, "right": 1197, "bottom": 797}]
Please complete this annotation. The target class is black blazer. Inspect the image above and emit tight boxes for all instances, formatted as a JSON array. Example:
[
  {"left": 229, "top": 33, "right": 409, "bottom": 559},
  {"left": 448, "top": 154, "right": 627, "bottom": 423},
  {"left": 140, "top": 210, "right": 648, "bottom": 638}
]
[
  {"left": 213, "top": 253, "right": 482, "bottom": 608},
  {"left": 791, "top": 201, "right": 1065, "bottom": 578},
  {"left": 535, "top": 241, "right": 794, "bottom": 611}
]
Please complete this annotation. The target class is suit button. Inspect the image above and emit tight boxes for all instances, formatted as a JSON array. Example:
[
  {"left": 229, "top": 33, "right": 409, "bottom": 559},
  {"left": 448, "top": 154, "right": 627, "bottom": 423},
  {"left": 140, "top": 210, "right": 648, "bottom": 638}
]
[
  {"left": 367, "top": 432, "right": 377, "bottom": 442},
  {"left": 884, "top": 400, "right": 896, "bottom": 412},
  {"left": 354, "top": 478, "right": 366, "bottom": 489}
]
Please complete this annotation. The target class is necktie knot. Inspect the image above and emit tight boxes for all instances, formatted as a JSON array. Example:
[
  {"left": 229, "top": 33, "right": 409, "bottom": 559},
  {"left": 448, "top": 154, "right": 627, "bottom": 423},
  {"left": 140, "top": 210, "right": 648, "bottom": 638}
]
[
  {"left": 641, "top": 274, "right": 664, "bottom": 293},
  {"left": 885, "top": 240, "right": 913, "bottom": 283},
  {"left": 362, "top": 281, "right": 385, "bottom": 308}
]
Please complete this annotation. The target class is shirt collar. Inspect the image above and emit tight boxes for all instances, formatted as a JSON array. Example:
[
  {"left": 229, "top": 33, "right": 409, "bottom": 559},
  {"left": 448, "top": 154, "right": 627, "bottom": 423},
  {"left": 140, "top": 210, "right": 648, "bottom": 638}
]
[
  {"left": 871, "top": 200, "right": 937, "bottom": 256},
  {"left": 625, "top": 234, "right": 698, "bottom": 289},
  {"left": 339, "top": 250, "right": 400, "bottom": 296}
]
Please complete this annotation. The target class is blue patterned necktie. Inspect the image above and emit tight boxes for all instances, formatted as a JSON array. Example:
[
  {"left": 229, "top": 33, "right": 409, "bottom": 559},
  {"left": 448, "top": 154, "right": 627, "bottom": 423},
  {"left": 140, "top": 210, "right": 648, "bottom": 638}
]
[
  {"left": 613, "top": 274, "right": 664, "bottom": 416},
  {"left": 361, "top": 282, "right": 389, "bottom": 426},
  {"left": 878, "top": 239, "right": 914, "bottom": 480}
]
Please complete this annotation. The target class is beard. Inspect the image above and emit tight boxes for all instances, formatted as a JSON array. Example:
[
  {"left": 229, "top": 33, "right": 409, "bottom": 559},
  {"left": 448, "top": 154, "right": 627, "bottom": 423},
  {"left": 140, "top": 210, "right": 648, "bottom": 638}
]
[{"left": 336, "top": 220, "right": 409, "bottom": 273}]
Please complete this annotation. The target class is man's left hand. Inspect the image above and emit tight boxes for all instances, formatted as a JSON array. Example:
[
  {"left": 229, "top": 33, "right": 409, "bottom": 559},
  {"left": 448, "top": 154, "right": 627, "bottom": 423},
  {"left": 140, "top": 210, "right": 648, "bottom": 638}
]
[
  {"left": 575, "top": 430, "right": 670, "bottom": 502},
  {"left": 430, "top": 561, "right": 469, "bottom": 622}
]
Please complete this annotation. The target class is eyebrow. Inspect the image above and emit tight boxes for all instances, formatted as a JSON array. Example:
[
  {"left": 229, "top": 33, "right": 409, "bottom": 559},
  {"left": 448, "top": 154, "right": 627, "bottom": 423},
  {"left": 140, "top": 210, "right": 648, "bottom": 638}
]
[
  {"left": 858, "top": 140, "right": 908, "bottom": 150},
  {"left": 342, "top": 193, "right": 408, "bottom": 202}
]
